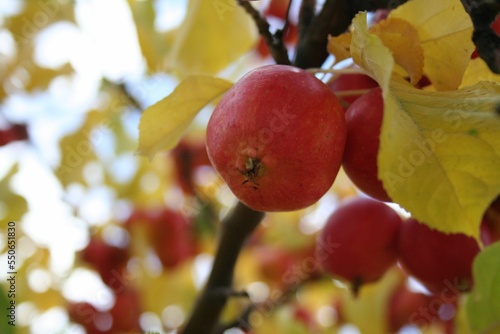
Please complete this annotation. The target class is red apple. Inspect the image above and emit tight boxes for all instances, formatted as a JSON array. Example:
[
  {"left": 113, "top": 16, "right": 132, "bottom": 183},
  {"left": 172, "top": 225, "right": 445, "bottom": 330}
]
[
  {"left": 0, "top": 123, "right": 28, "bottom": 146},
  {"left": 171, "top": 139, "right": 212, "bottom": 195},
  {"left": 206, "top": 65, "right": 346, "bottom": 212},
  {"left": 328, "top": 73, "right": 379, "bottom": 107},
  {"left": 127, "top": 207, "right": 197, "bottom": 269},
  {"left": 263, "top": 0, "right": 290, "bottom": 20},
  {"left": 316, "top": 197, "right": 402, "bottom": 291},
  {"left": 342, "top": 87, "right": 391, "bottom": 202},
  {"left": 81, "top": 237, "right": 130, "bottom": 288},
  {"left": 397, "top": 218, "right": 480, "bottom": 295},
  {"left": 387, "top": 284, "right": 436, "bottom": 332}
]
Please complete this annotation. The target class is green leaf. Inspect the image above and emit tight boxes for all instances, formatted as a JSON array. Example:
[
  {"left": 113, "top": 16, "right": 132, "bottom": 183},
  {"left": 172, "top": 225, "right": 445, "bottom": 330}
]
[
  {"left": 0, "top": 164, "right": 27, "bottom": 224},
  {"left": 466, "top": 242, "right": 500, "bottom": 333},
  {"left": 137, "top": 75, "right": 233, "bottom": 159},
  {"left": 0, "top": 287, "right": 15, "bottom": 334},
  {"left": 350, "top": 12, "right": 500, "bottom": 239}
]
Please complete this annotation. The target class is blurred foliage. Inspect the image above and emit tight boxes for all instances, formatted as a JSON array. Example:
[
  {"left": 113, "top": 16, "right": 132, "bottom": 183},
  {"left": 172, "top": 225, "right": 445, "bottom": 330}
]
[{"left": 0, "top": 0, "right": 499, "bottom": 333}]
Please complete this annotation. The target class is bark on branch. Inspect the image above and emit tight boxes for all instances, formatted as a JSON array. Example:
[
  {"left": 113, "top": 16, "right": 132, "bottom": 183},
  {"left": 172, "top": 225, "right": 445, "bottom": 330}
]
[{"left": 181, "top": 202, "right": 265, "bottom": 334}]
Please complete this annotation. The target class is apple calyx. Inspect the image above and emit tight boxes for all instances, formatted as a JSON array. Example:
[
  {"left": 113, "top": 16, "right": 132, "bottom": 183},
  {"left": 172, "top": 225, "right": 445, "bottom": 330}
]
[{"left": 239, "top": 157, "right": 265, "bottom": 188}]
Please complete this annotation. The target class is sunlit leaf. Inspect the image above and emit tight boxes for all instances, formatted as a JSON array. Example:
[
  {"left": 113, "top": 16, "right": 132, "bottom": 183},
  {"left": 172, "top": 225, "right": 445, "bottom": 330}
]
[
  {"left": 460, "top": 58, "right": 500, "bottom": 88},
  {"left": 137, "top": 75, "right": 233, "bottom": 159},
  {"left": 55, "top": 110, "right": 110, "bottom": 187},
  {"left": 389, "top": 0, "right": 474, "bottom": 90},
  {"left": 370, "top": 18, "right": 424, "bottom": 84},
  {"left": 351, "top": 12, "right": 394, "bottom": 93},
  {"left": 127, "top": 0, "right": 170, "bottom": 71},
  {"left": 466, "top": 242, "right": 500, "bottom": 333},
  {"left": 0, "top": 164, "right": 28, "bottom": 224},
  {"left": 6, "top": 1, "right": 75, "bottom": 46},
  {"left": 327, "top": 32, "right": 352, "bottom": 65},
  {"left": 24, "top": 63, "right": 73, "bottom": 92},
  {"left": 351, "top": 12, "right": 500, "bottom": 239},
  {"left": 167, "top": 0, "right": 257, "bottom": 76},
  {"left": 343, "top": 266, "right": 404, "bottom": 334},
  {"left": 378, "top": 80, "right": 500, "bottom": 238}
]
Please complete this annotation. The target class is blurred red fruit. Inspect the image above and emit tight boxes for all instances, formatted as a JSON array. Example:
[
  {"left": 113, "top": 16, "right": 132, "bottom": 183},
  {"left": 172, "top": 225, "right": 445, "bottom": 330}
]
[
  {"left": 0, "top": 123, "right": 28, "bottom": 146},
  {"left": 81, "top": 237, "right": 129, "bottom": 288},
  {"left": 263, "top": 0, "right": 290, "bottom": 20},
  {"left": 387, "top": 284, "right": 435, "bottom": 332},
  {"left": 171, "top": 139, "right": 212, "bottom": 195},
  {"left": 397, "top": 218, "right": 480, "bottom": 295},
  {"left": 127, "top": 207, "right": 197, "bottom": 269}
]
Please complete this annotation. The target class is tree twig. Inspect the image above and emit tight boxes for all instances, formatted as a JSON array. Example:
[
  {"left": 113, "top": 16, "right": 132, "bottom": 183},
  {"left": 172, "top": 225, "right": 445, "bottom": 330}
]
[
  {"left": 181, "top": 201, "right": 265, "bottom": 334},
  {"left": 237, "top": 0, "right": 291, "bottom": 65},
  {"left": 293, "top": 0, "right": 408, "bottom": 69},
  {"left": 460, "top": 0, "right": 500, "bottom": 73}
]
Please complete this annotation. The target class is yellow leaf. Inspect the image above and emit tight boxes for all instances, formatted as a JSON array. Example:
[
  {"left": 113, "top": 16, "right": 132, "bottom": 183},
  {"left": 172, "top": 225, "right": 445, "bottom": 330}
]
[
  {"left": 460, "top": 57, "right": 500, "bottom": 88},
  {"left": 0, "top": 164, "right": 28, "bottom": 224},
  {"left": 351, "top": 12, "right": 394, "bottom": 94},
  {"left": 379, "top": 80, "right": 500, "bottom": 238},
  {"left": 343, "top": 266, "right": 404, "bottom": 334},
  {"left": 351, "top": 12, "right": 500, "bottom": 238},
  {"left": 168, "top": 0, "right": 257, "bottom": 76},
  {"left": 127, "top": 0, "right": 169, "bottom": 71},
  {"left": 137, "top": 75, "right": 233, "bottom": 159},
  {"left": 56, "top": 110, "right": 110, "bottom": 187},
  {"left": 327, "top": 32, "right": 352, "bottom": 65},
  {"left": 370, "top": 18, "right": 424, "bottom": 84},
  {"left": 389, "top": 0, "right": 474, "bottom": 90}
]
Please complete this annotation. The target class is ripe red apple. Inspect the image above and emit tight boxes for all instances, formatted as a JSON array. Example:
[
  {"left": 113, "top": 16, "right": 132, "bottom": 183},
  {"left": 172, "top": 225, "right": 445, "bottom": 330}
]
[
  {"left": 109, "top": 288, "right": 142, "bottom": 333},
  {"left": 387, "top": 284, "right": 436, "bottom": 332},
  {"left": 263, "top": 0, "right": 290, "bottom": 20},
  {"left": 171, "top": 138, "right": 212, "bottom": 195},
  {"left": 127, "top": 207, "right": 197, "bottom": 269},
  {"left": 342, "top": 87, "right": 391, "bottom": 202},
  {"left": 316, "top": 197, "right": 402, "bottom": 291},
  {"left": 81, "top": 237, "right": 130, "bottom": 288},
  {"left": 206, "top": 65, "right": 346, "bottom": 212},
  {"left": 68, "top": 288, "right": 142, "bottom": 333},
  {"left": 0, "top": 123, "right": 28, "bottom": 146},
  {"left": 327, "top": 73, "right": 378, "bottom": 107},
  {"left": 397, "top": 218, "right": 480, "bottom": 295}
]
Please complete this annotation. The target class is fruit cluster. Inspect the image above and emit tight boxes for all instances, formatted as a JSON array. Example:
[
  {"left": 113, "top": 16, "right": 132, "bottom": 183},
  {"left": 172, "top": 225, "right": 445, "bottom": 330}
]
[
  {"left": 315, "top": 196, "right": 487, "bottom": 332},
  {"left": 67, "top": 207, "right": 199, "bottom": 334},
  {"left": 204, "top": 63, "right": 500, "bottom": 332}
]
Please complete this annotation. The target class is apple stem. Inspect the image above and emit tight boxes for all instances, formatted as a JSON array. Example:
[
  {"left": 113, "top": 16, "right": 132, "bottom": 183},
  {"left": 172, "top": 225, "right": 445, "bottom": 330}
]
[{"left": 181, "top": 202, "right": 264, "bottom": 334}]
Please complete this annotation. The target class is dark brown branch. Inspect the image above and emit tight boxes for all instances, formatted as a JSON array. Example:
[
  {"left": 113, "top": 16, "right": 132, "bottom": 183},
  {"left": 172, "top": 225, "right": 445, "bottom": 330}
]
[
  {"left": 181, "top": 201, "right": 265, "bottom": 334},
  {"left": 293, "top": 0, "right": 408, "bottom": 69},
  {"left": 460, "top": 0, "right": 500, "bottom": 73},
  {"left": 237, "top": 0, "right": 291, "bottom": 65}
]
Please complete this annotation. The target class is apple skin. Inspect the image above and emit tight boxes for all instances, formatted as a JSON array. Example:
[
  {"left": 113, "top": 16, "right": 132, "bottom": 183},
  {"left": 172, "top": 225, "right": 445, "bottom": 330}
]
[
  {"left": 0, "top": 123, "right": 28, "bottom": 146},
  {"left": 397, "top": 218, "right": 480, "bottom": 295},
  {"left": 316, "top": 197, "right": 402, "bottom": 286},
  {"left": 127, "top": 207, "right": 197, "bottom": 269},
  {"left": 328, "top": 73, "right": 378, "bottom": 107},
  {"left": 81, "top": 237, "right": 129, "bottom": 287},
  {"left": 387, "top": 284, "right": 435, "bottom": 332},
  {"left": 342, "top": 87, "right": 391, "bottom": 202},
  {"left": 206, "top": 65, "right": 346, "bottom": 212}
]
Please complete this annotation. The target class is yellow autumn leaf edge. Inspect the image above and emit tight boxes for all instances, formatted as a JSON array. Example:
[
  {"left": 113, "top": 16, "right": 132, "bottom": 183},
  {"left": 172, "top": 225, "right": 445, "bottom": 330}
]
[
  {"left": 137, "top": 75, "right": 233, "bottom": 160},
  {"left": 351, "top": 12, "right": 500, "bottom": 239}
]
